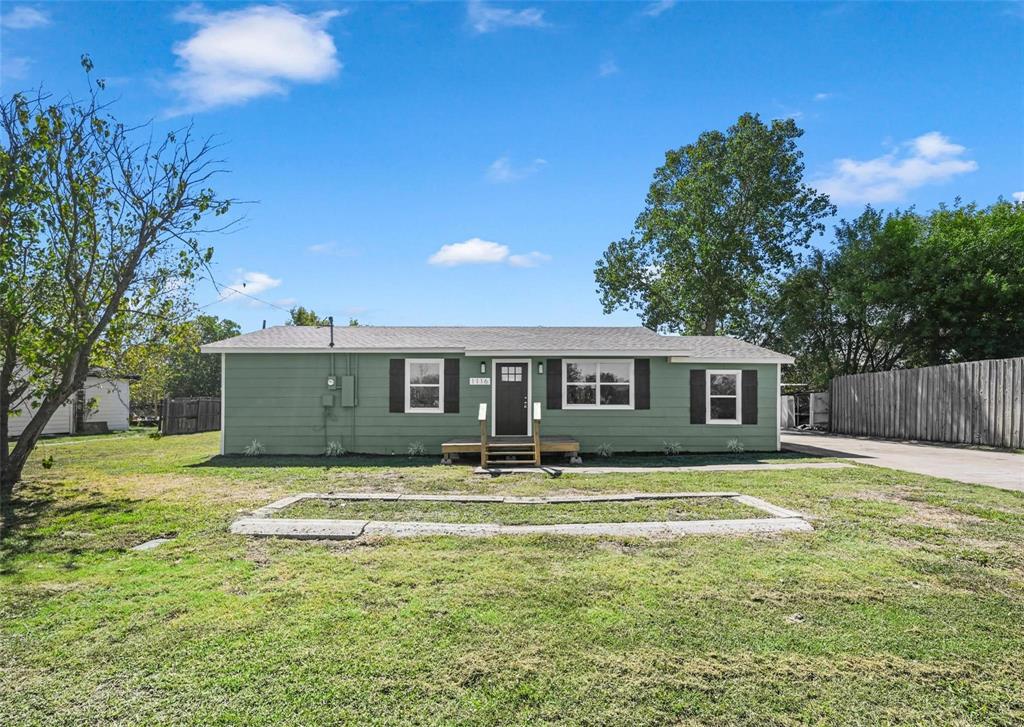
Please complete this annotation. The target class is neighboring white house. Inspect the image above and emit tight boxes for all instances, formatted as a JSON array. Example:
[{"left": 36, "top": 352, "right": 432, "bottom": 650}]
[{"left": 7, "top": 375, "right": 131, "bottom": 437}]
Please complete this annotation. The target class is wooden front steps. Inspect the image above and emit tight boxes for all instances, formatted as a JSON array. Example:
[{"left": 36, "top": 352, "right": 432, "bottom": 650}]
[
  {"left": 442, "top": 435, "right": 581, "bottom": 466},
  {"left": 439, "top": 402, "right": 581, "bottom": 468}
]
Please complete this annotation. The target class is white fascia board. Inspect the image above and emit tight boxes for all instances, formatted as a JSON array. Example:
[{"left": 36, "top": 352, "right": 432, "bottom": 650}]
[
  {"left": 200, "top": 347, "right": 699, "bottom": 357},
  {"left": 668, "top": 356, "right": 795, "bottom": 365},
  {"left": 199, "top": 346, "right": 467, "bottom": 354},
  {"left": 465, "top": 349, "right": 694, "bottom": 358}
]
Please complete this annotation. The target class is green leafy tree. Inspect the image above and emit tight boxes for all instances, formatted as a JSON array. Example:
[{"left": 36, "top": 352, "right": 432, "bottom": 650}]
[
  {"left": 123, "top": 315, "right": 240, "bottom": 408},
  {"left": 595, "top": 113, "right": 834, "bottom": 335},
  {"left": 772, "top": 201, "right": 1024, "bottom": 389},
  {"left": 0, "top": 59, "right": 232, "bottom": 531},
  {"left": 908, "top": 200, "right": 1024, "bottom": 365},
  {"left": 771, "top": 208, "right": 918, "bottom": 389},
  {"left": 165, "top": 315, "right": 241, "bottom": 397},
  {"left": 286, "top": 306, "right": 330, "bottom": 326}
]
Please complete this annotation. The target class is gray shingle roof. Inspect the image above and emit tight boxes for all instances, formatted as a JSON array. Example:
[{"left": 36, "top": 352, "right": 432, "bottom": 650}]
[{"left": 201, "top": 326, "right": 793, "bottom": 362}]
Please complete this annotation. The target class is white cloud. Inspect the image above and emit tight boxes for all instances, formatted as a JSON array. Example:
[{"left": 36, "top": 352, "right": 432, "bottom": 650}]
[
  {"left": 1, "top": 6, "right": 50, "bottom": 29},
  {"left": 814, "top": 131, "right": 978, "bottom": 205},
  {"left": 170, "top": 4, "right": 342, "bottom": 113},
  {"left": 642, "top": 1, "right": 677, "bottom": 17},
  {"left": 1012, "top": 191, "right": 1024, "bottom": 203},
  {"left": 507, "top": 251, "right": 551, "bottom": 268},
  {"left": 814, "top": 92, "right": 833, "bottom": 101},
  {"left": 911, "top": 131, "right": 966, "bottom": 159},
  {"left": 486, "top": 155, "right": 547, "bottom": 183},
  {"left": 467, "top": 0, "right": 546, "bottom": 33},
  {"left": 428, "top": 238, "right": 549, "bottom": 268},
  {"left": 429, "top": 238, "right": 509, "bottom": 266},
  {"left": 598, "top": 59, "right": 620, "bottom": 77},
  {"left": 219, "top": 269, "right": 282, "bottom": 305}
]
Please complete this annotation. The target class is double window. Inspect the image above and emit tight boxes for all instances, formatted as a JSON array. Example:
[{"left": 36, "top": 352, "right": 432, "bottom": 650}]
[
  {"left": 707, "top": 370, "right": 741, "bottom": 424},
  {"left": 563, "top": 359, "right": 634, "bottom": 409},
  {"left": 405, "top": 359, "right": 443, "bottom": 413}
]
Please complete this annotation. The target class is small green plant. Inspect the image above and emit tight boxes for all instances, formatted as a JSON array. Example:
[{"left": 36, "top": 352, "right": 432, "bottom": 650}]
[
  {"left": 148, "top": 430, "right": 162, "bottom": 440},
  {"left": 662, "top": 441, "right": 683, "bottom": 456},
  {"left": 41, "top": 455, "right": 54, "bottom": 470},
  {"left": 726, "top": 438, "right": 745, "bottom": 454},
  {"left": 243, "top": 440, "right": 266, "bottom": 457},
  {"left": 407, "top": 441, "right": 426, "bottom": 457},
  {"left": 325, "top": 440, "right": 345, "bottom": 457},
  {"left": 596, "top": 443, "right": 614, "bottom": 458}
]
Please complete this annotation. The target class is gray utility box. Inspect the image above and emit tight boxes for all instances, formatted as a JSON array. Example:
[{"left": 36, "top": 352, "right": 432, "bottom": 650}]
[
  {"left": 321, "top": 393, "right": 334, "bottom": 407},
  {"left": 340, "top": 375, "right": 355, "bottom": 407}
]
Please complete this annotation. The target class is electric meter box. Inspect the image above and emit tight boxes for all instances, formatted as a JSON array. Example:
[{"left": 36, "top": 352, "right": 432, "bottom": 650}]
[{"left": 340, "top": 375, "right": 355, "bottom": 407}]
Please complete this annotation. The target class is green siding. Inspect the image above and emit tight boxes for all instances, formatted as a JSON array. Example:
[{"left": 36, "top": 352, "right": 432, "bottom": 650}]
[{"left": 222, "top": 353, "right": 779, "bottom": 455}]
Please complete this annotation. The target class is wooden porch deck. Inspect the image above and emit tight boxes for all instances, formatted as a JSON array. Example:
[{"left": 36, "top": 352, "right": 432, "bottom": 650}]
[
  {"left": 452, "top": 402, "right": 579, "bottom": 466},
  {"left": 441, "top": 435, "right": 580, "bottom": 455}
]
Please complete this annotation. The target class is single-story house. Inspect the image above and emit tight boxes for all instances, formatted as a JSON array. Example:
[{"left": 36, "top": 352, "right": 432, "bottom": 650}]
[
  {"left": 202, "top": 326, "right": 793, "bottom": 461},
  {"left": 7, "top": 374, "right": 132, "bottom": 438}
]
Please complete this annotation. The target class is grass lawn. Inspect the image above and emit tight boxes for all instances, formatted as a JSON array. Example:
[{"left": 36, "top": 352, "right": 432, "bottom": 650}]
[
  {"left": 274, "top": 496, "right": 761, "bottom": 524},
  {"left": 2, "top": 432, "right": 1023, "bottom": 725}
]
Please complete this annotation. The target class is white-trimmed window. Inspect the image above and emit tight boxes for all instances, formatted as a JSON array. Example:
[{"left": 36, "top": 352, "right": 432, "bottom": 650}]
[
  {"left": 564, "top": 359, "right": 634, "bottom": 409},
  {"left": 707, "top": 370, "right": 741, "bottom": 424},
  {"left": 405, "top": 358, "right": 443, "bottom": 413}
]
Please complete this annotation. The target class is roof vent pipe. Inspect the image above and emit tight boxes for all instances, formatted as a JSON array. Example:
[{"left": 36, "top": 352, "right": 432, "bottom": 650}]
[{"left": 328, "top": 316, "right": 335, "bottom": 348}]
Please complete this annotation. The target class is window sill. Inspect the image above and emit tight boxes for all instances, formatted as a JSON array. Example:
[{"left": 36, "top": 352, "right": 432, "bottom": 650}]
[
  {"left": 563, "top": 404, "right": 635, "bottom": 411},
  {"left": 404, "top": 408, "right": 444, "bottom": 414},
  {"left": 707, "top": 419, "right": 742, "bottom": 425}
]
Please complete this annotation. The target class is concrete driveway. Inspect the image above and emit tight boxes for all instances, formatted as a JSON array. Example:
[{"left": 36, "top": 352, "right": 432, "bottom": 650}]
[{"left": 782, "top": 431, "right": 1024, "bottom": 493}]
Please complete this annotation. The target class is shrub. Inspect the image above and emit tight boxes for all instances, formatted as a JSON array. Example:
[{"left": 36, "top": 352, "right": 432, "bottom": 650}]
[
  {"left": 726, "top": 438, "right": 745, "bottom": 454},
  {"left": 596, "top": 443, "right": 614, "bottom": 458},
  {"left": 243, "top": 440, "right": 266, "bottom": 457},
  {"left": 325, "top": 440, "right": 345, "bottom": 457},
  {"left": 41, "top": 455, "right": 54, "bottom": 470},
  {"left": 407, "top": 441, "right": 426, "bottom": 457},
  {"left": 662, "top": 441, "right": 683, "bottom": 456}
]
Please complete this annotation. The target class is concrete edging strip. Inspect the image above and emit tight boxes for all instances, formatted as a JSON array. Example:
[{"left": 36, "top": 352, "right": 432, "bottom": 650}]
[
  {"left": 474, "top": 462, "right": 856, "bottom": 475},
  {"left": 362, "top": 517, "right": 812, "bottom": 538},
  {"left": 233, "top": 490, "right": 814, "bottom": 540}
]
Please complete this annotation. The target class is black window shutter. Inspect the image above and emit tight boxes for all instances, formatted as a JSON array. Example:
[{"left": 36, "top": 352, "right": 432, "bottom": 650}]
[
  {"left": 546, "top": 359, "right": 562, "bottom": 409},
  {"left": 689, "top": 369, "right": 706, "bottom": 424},
  {"left": 741, "top": 369, "right": 758, "bottom": 424},
  {"left": 635, "top": 359, "right": 650, "bottom": 410},
  {"left": 389, "top": 359, "right": 405, "bottom": 413},
  {"left": 444, "top": 359, "right": 459, "bottom": 413}
]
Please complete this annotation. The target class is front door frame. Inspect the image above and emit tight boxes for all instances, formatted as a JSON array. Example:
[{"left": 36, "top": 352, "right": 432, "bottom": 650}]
[{"left": 491, "top": 358, "right": 532, "bottom": 437}]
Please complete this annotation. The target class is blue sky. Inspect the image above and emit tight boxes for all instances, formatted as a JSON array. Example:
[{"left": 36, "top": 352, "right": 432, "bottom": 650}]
[{"left": 2, "top": 1, "right": 1022, "bottom": 332}]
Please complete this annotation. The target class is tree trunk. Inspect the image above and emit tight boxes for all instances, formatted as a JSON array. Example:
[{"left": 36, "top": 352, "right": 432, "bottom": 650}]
[{"left": 0, "top": 355, "right": 90, "bottom": 540}]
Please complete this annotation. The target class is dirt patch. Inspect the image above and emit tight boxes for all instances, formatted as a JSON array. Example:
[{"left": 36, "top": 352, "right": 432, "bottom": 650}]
[
  {"left": 244, "top": 541, "right": 271, "bottom": 567},
  {"left": 852, "top": 489, "right": 985, "bottom": 530}
]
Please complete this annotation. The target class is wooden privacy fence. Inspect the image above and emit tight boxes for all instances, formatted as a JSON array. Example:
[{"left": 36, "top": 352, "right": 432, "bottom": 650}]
[
  {"left": 160, "top": 397, "right": 221, "bottom": 435},
  {"left": 829, "top": 357, "right": 1024, "bottom": 449}
]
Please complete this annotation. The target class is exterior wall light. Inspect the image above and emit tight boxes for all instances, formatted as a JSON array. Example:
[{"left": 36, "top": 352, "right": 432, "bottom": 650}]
[
  {"left": 480, "top": 361, "right": 487, "bottom": 374},
  {"left": 538, "top": 362, "right": 544, "bottom": 374}
]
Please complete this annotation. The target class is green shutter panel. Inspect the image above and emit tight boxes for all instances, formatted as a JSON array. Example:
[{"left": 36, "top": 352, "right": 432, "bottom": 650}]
[
  {"left": 741, "top": 370, "right": 758, "bottom": 424},
  {"left": 546, "top": 359, "right": 562, "bottom": 409},
  {"left": 689, "top": 369, "right": 706, "bottom": 424},
  {"left": 443, "top": 359, "right": 459, "bottom": 413},
  {"left": 634, "top": 359, "right": 650, "bottom": 410},
  {"left": 389, "top": 359, "right": 404, "bottom": 413}
]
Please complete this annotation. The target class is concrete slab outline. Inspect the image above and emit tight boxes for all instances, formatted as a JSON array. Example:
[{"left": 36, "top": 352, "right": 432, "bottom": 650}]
[{"left": 230, "top": 491, "right": 814, "bottom": 541}]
